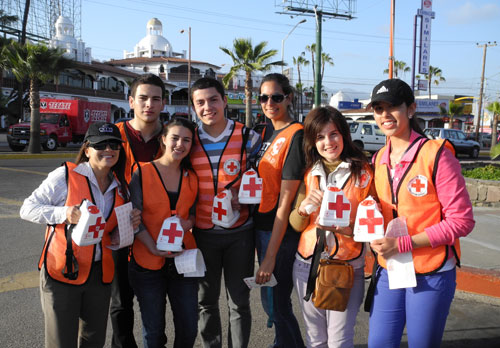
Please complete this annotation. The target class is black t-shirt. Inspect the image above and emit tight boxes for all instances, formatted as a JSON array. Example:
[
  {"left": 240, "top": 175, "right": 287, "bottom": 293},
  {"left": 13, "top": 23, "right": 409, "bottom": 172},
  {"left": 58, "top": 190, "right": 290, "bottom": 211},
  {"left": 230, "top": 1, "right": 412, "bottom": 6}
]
[{"left": 254, "top": 123, "right": 305, "bottom": 230}]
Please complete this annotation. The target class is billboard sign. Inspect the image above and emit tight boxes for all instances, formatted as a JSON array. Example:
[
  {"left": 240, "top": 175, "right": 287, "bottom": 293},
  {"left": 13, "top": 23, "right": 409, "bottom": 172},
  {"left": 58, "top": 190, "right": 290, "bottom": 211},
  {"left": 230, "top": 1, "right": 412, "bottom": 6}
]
[
  {"left": 415, "top": 99, "right": 448, "bottom": 113},
  {"left": 418, "top": 0, "right": 435, "bottom": 75}
]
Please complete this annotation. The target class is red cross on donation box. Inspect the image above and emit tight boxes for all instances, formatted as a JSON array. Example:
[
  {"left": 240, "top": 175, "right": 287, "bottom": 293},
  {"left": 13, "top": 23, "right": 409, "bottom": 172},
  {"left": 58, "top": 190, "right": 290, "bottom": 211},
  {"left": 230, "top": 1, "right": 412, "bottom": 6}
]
[
  {"left": 72, "top": 199, "right": 106, "bottom": 247},
  {"left": 157, "top": 216, "right": 184, "bottom": 252},
  {"left": 238, "top": 169, "right": 263, "bottom": 204},
  {"left": 318, "top": 185, "right": 351, "bottom": 227},
  {"left": 212, "top": 189, "right": 240, "bottom": 228},
  {"left": 354, "top": 196, "right": 385, "bottom": 242}
]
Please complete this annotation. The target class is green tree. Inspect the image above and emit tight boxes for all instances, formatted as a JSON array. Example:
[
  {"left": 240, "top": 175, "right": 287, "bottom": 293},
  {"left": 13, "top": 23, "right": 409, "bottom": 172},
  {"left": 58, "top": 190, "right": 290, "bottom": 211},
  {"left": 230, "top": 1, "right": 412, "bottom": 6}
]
[
  {"left": 293, "top": 52, "right": 309, "bottom": 116},
  {"left": 220, "top": 38, "right": 283, "bottom": 127},
  {"left": 0, "top": 10, "right": 19, "bottom": 36},
  {"left": 439, "top": 101, "right": 464, "bottom": 129},
  {"left": 424, "top": 66, "right": 445, "bottom": 99},
  {"left": 6, "top": 42, "right": 73, "bottom": 153},
  {"left": 321, "top": 52, "right": 334, "bottom": 81},
  {"left": 383, "top": 60, "right": 411, "bottom": 78},
  {"left": 486, "top": 101, "right": 500, "bottom": 149}
]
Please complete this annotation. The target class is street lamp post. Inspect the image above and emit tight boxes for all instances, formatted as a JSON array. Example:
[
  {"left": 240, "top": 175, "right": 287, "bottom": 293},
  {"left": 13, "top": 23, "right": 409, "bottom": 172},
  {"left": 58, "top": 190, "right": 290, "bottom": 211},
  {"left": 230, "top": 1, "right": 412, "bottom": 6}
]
[
  {"left": 281, "top": 19, "right": 306, "bottom": 74},
  {"left": 181, "top": 27, "right": 192, "bottom": 120}
]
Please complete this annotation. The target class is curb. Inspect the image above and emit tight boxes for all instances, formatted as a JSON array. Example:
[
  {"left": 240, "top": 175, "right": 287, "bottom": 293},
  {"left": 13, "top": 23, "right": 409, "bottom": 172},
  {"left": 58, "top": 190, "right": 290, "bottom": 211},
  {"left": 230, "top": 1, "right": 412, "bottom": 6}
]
[
  {"left": 364, "top": 253, "right": 500, "bottom": 299},
  {"left": 0, "top": 153, "right": 76, "bottom": 159}
]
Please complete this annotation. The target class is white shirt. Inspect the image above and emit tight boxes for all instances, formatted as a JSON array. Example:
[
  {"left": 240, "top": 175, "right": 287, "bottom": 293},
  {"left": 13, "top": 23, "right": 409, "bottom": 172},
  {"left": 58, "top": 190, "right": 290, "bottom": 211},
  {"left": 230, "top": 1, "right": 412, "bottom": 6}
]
[{"left": 20, "top": 162, "right": 119, "bottom": 261}]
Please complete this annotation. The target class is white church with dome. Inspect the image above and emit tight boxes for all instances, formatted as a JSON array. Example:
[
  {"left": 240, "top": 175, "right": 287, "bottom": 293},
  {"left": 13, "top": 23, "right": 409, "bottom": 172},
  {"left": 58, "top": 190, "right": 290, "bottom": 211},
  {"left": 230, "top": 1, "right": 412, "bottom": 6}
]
[
  {"left": 49, "top": 15, "right": 92, "bottom": 63},
  {"left": 123, "top": 18, "right": 185, "bottom": 59}
]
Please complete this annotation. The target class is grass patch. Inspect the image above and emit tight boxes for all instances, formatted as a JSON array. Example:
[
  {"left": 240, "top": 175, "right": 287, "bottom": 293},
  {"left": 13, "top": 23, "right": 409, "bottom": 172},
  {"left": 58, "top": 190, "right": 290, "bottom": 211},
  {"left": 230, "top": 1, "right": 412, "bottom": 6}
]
[{"left": 462, "top": 165, "right": 500, "bottom": 180}]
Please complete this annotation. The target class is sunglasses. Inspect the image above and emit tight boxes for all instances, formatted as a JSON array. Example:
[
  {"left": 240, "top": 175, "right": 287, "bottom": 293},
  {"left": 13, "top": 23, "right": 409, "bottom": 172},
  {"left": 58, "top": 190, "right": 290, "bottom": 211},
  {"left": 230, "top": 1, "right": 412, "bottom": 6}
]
[
  {"left": 89, "top": 141, "right": 121, "bottom": 150},
  {"left": 258, "top": 94, "right": 287, "bottom": 103}
]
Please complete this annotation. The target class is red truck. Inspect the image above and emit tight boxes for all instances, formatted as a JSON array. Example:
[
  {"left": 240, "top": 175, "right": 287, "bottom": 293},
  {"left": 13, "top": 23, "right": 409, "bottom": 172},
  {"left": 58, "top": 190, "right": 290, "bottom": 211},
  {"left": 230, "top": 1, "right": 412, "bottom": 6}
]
[{"left": 7, "top": 98, "right": 111, "bottom": 151}]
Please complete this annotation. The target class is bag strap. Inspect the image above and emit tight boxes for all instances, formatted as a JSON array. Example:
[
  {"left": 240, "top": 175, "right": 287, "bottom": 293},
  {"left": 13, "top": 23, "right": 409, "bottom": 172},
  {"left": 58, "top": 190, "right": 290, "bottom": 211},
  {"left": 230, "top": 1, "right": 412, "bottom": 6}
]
[
  {"left": 363, "top": 248, "right": 379, "bottom": 312},
  {"left": 62, "top": 224, "right": 79, "bottom": 280},
  {"left": 224, "top": 127, "right": 251, "bottom": 190},
  {"left": 303, "top": 227, "right": 328, "bottom": 301}
]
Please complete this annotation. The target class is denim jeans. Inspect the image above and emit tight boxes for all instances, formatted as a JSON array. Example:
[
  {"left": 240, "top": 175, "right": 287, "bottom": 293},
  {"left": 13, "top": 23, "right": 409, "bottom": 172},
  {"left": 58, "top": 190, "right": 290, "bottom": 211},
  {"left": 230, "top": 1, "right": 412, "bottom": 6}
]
[
  {"left": 368, "top": 267, "right": 456, "bottom": 348},
  {"left": 194, "top": 228, "right": 254, "bottom": 348},
  {"left": 255, "top": 229, "right": 305, "bottom": 348},
  {"left": 110, "top": 247, "right": 137, "bottom": 348},
  {"left": 128, "top": 257, "right": 199, "bottom": 348}
]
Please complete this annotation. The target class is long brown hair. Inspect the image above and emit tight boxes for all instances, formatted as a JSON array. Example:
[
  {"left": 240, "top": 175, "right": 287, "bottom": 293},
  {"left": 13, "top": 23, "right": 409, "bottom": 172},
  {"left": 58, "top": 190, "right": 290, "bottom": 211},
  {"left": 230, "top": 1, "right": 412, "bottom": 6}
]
[
  {"left": 161, "top": 116, "right": 196, "bottom": 170},
  {"left": 75, "top": 142, "right": 129, "bottom": 201},
  {"left": 303, "top": 106, "right": 368, "bottom": 182}
]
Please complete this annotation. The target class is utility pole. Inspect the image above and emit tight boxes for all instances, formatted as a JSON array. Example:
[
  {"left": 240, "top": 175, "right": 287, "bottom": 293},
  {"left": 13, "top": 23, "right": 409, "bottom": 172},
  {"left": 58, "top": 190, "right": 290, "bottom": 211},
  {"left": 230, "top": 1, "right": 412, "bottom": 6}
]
[
  {"left": 475, "top": 41, "right": 497, "bottom": 141},
  {"left": 313, "top": 6, "right": 322, "bottom": 107},
  {"left": 388, "top": 0, "right": 395, "bottom": 79}
]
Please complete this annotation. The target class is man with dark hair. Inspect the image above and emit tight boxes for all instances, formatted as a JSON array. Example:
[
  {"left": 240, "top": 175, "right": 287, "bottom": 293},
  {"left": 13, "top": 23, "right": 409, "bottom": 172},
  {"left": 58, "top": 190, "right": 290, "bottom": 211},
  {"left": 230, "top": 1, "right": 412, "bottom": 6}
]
[
  {"left": 111, "top": 73, "right": 166, "bottom": 348},
  {"left": 190, "top": 77, "right": 261, "bottom": 348}
]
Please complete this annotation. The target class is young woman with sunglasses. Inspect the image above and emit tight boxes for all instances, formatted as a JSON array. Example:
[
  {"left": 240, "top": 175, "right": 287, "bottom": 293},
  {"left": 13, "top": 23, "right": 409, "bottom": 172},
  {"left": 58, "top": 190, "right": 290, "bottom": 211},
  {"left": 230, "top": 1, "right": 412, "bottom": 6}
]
[
  {"left": 20, "top": 122, "right": 141, "bottom": 348},
  {"left": 127, "top": 117, "right": 199, "bottom": 348},
  {"left": 254, "top": 73, "right": 306, "bottom": 348},
  {"left": 289, "top": 106, "right": 375, "bottom": 348}
]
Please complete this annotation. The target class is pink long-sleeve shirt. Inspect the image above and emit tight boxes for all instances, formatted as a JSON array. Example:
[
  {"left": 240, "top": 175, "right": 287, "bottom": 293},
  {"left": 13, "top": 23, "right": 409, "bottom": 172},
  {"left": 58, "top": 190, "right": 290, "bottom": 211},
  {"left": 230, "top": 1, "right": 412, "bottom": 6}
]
[{"left": 375, "top": 130, "right": 475, "bottom": 248}]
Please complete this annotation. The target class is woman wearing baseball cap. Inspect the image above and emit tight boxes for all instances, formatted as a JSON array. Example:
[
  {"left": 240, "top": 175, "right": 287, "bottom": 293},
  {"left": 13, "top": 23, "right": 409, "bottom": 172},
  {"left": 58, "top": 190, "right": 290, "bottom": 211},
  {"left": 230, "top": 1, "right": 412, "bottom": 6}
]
[
  {"left": 20, "top": 122, "right": 141, "bottom": 348},
  {"left": 365, "top": 79, "right": 474, "bottom": 347}
]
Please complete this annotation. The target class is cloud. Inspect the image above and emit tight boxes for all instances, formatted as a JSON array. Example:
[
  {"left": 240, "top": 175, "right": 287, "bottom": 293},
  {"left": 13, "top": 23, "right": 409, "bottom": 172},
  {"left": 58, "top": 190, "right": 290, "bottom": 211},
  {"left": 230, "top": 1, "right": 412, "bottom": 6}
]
[{"left": 448, "top": 2, "right": 500, "bottom": 25}]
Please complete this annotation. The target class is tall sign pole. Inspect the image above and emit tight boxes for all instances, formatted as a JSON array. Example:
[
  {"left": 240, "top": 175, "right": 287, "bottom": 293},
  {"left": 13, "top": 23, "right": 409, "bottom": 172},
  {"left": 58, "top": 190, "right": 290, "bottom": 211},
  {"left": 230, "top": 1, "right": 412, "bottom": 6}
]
[
  {"left": 388, "top": 0, "right": 395, "bottom": 79},
  {"left": 314, "top": 7, "right": 322, "bottom": 107}
]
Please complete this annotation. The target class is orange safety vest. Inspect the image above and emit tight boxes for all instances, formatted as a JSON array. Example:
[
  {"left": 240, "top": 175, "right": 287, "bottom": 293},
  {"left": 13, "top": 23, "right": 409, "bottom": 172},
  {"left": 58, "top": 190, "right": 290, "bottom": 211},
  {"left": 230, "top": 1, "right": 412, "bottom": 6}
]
[
  {"left": 38, "top": 162, "right": 124, "bottom": 285},
  {"left": 116, "top": 121, "right": 163, "bottom": 183},
  {"left": 297, "top": 165, "right": 372, "bottom": 261},
  {"left": 131, "top": 162, "right": 198, "bottom": 270},
  {"left": 190, "top": 121, "right": 249, "bottom": 229},
  {"left": 257, "top": 122, "right": 303, "bottom": 213},
  {"left": 374, "top": 138, "right": 461, "bottom": 274}
]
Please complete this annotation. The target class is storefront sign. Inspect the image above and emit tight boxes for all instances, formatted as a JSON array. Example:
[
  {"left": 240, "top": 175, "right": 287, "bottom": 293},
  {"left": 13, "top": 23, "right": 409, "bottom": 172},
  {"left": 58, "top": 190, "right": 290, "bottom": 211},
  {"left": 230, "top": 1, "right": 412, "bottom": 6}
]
[
  {"left": 416, "top": 99, "right": 448, "bottom": 113},
  {"left": 418, "top": 0, "right": 435, "bottom": 75}
]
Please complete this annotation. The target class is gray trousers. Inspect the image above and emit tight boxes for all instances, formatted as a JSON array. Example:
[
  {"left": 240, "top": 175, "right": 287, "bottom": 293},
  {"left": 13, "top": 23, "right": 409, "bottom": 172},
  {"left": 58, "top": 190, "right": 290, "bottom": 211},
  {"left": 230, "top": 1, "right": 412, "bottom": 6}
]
[
  {"left": 194, "top": 228, "right": 255, "bottom": 348},
  {"left": 40, "top": 262, "right": 111, "bottom": 348}
]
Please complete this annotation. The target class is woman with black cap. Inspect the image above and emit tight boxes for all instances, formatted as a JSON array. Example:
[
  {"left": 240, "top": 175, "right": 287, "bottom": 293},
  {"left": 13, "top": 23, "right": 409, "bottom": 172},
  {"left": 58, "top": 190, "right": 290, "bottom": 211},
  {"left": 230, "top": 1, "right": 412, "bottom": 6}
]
[
  {"left": 20, "top": 122, "right": 141, "bottom": 348},
  {"left": 365, "top": 79, "right": 474, "bottom": 347}
]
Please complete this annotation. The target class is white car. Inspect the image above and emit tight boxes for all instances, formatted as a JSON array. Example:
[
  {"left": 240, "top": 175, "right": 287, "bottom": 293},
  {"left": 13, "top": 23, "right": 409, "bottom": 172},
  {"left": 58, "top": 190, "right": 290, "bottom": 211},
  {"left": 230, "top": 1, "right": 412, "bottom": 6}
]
[{"left": 348, "top": 121, "right": 386, "bottom": 152}]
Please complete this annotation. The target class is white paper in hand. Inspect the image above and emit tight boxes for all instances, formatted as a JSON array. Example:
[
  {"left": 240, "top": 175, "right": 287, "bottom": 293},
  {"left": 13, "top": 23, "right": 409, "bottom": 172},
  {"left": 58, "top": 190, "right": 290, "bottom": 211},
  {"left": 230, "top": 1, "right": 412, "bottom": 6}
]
[
  {"left": 108, "top": 202, "right": 134, "bottom": 250},
  {"left": 243, "top": 274, "right": 278, "bottom": 289},
  {"left": 385, "top": 217, "right": 417, "bottom": 289},
  {"left": 174, "top": 249, "right": 206, "bottom": 277}
]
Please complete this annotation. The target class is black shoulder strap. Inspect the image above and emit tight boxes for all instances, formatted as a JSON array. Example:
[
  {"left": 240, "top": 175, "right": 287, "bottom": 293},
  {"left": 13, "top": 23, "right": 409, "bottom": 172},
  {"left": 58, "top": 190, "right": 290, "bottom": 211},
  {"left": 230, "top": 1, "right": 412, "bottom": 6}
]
[
  {"left": 304, "top": 227, "right": 327, "bottom": 301},
  {"left": 62, "top": 224, "right": 79, "bottom": 280}
]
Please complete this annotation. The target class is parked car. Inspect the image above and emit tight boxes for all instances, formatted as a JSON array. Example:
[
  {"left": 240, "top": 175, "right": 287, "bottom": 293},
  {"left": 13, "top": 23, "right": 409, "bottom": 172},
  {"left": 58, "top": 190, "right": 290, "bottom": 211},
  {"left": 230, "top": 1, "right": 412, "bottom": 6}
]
[
  {"left": 424, "top": 128, "right": 480, "bottom": 158},
  {"left": 466, "top": 132, "right": 491, "bottom": 148},
  {"left": 348, "top": 121, "right": 386, "bottom": 152}
]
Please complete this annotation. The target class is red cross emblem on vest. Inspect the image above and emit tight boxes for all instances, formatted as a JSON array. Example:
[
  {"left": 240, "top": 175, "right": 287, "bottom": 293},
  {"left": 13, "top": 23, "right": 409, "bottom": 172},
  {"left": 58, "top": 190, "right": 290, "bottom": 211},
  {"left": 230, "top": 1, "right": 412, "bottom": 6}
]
[
  {"left": 408, "top": 175, "right": 428, "bottom": 197},
  {"left": 243, "top": 177, "right": 262, "bottom": 197},
  {"left": 161, "top": 222, "right": 183, "bottom": 243},
  {"left": 359, "top": 210, "right": 383, "bottom": 234},
  {"left": 88, "top": 217, "right": 105, "bottom": 238},
  {"left": 326, "top": 187, "right": 350, "bottom": 219},
  {"left": 213, "top": 201, "right": 227, "bottom": 220},
  {"left": 224, "top": 159, "right": 240, "bottom": 176}
]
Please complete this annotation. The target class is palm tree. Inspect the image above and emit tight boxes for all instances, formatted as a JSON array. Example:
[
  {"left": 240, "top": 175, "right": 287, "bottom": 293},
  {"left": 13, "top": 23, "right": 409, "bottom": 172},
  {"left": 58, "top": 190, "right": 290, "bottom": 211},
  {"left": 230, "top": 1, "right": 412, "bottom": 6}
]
[
  {"left": 383, "top": 60, "right": 411, "bottom": 78},
  {"left": 424, "top": 66, "right": 445, "bottom": 99},
  {"left": 0, "top": 10, "right": 18, "bottom": 36},
  {"left": 6, "top": 42, "right": 73, "bottom": 153},
  {"left": 486, "top": 101, "right": 500, "bottom": 148},
  {"left": 220, "top": 38, "right": 284, "bottom": 127},
  {"left": 439, "top": 101, "right": 464, "bottom": 129},
  {"left": 305, "top": 43, "right": 316, "bottom": 84},
  {"left": 293, "top": 52, "right": 309, "bottom": 116},
  {"left": 321, "top": 52, "right": 334, "bottom": 81}
]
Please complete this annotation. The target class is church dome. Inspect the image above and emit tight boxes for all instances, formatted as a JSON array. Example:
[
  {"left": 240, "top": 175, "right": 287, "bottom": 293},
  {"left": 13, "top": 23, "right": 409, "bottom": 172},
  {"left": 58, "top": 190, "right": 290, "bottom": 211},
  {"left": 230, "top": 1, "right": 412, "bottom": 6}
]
[{"left": 136, "top": 18, "right": 173, "bottom": 57}]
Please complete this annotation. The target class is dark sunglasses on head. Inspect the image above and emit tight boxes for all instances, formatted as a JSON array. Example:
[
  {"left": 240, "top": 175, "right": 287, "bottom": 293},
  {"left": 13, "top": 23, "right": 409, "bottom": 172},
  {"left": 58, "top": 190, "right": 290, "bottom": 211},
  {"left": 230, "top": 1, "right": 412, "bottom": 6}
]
[
  {"left": 89, "top": 141, "right": 121, "bottom": 150},
  {"left": 258, "top": 94, "right": 287, "bottom": 103}
]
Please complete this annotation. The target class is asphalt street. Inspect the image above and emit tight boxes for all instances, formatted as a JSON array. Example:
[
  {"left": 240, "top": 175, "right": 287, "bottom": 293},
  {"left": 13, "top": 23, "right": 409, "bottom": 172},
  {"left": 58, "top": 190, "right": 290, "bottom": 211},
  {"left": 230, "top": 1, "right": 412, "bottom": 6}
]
[{"left": 0, "top": 155, "right": 499, "bottom": 347}]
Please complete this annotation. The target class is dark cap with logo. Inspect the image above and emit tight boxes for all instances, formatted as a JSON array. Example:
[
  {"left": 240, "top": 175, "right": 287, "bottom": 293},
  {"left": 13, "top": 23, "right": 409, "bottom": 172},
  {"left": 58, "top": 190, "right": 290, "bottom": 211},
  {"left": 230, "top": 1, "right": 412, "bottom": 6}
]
[
  {"left": 84, "top": 122, "right": 123, "bottom": 144},
  {"left": 367, "top": 79, "right": 415, "bottom": 109}
]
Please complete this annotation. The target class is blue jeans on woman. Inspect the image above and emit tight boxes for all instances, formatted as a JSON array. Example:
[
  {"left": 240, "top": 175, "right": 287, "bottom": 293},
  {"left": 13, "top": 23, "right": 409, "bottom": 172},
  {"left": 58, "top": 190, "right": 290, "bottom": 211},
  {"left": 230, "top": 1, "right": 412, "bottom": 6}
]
[
  {"left": 128, "top": 257, "right": 199, "bottom": 348},
  {"left": 255, "top": 229, "right": 305, "bottom": 348},
  {"left": 368, "top": 267, "right": 456, "bottom": 348}
]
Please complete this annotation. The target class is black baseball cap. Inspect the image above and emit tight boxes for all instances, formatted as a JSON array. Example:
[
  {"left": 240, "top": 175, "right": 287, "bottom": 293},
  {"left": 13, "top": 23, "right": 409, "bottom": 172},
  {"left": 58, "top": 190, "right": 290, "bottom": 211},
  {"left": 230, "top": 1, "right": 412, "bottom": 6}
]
[
  {"left": 84, "top": 122, "right": 123, "bottom": 144},
  {"left": 367, "top": 79, "right": 415, "bottom": 109}
]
